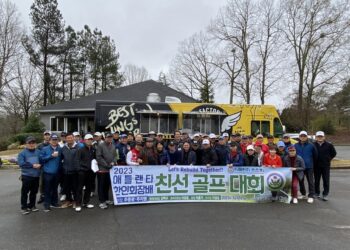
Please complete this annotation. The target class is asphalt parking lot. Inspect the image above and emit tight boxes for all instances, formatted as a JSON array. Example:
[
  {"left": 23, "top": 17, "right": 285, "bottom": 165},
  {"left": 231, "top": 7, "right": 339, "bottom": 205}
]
[{"left": 0, "top": 169, "right": 349, "bottom": 250}]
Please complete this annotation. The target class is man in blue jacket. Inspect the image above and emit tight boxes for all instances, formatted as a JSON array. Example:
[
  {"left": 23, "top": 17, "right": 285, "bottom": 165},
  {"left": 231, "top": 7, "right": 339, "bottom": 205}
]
[
  {"left": 295, "top": 131, "right": 318, "bottom": 204},
  {"left": 116, "top": 134, "right": 129, "bottom": 165},
  {"left": 40, "top": 134, "right": 62, "bottom": 212},
  {"left": 18, "top": 136, "right": 42, "bottom": 215}
]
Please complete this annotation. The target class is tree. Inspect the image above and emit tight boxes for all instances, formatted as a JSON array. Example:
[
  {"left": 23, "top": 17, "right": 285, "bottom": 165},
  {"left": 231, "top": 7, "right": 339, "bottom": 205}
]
[
  {"left": 122, "top": 64, "right": 151, "bottom": 86},
  {"left": 282, "top": 0, "right": 350, "bottom": 128},
  {"left": 209, "top": 0, "right": 257, "bottom": 104},
  {"left": 169, "top": 32, "right": 218, "bottom": 103},
  {"left": 0, "top": 0, "right": 22, "bottom": 98},
  {"left": 2, "top": 57, "right": 42, "bottom": 124},
  {"left": 24, "top": 0, "right": 65, "bottom": 106}
]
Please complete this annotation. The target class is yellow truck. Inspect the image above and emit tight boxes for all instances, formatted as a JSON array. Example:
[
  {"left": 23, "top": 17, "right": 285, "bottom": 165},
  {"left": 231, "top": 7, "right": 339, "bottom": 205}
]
[{"left": 95, "top": 101, "right": 284, "bottom": 138}]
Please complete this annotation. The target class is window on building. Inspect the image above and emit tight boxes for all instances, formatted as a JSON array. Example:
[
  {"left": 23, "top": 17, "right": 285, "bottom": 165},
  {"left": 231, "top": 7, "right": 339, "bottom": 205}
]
[
  {"left": 251, "top": 120, "right": 271, "bottom": 136},
  {"left": 50, "top": 117, "right": 57, "bottom": 131},
  {"left": 67, "top": 117, "right": 78, "bottom": 132},
  {"left": 139, "top": 113, "right": 178, "bottom": 134},
  {"left": 182, "top": 114, "right": 223, "bottom": 134}
]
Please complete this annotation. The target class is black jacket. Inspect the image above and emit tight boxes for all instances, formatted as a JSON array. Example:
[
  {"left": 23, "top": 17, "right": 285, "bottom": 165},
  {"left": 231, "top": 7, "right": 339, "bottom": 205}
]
[
  {"left": 177, "top": 150, "right": 196, "bottom": 165},
  {"left": 61, "top": 143, "right": 80, "bottom": 174},
  {"left": 77, "top": 144, "right": 96, "bottom": 172},
  {"left": 243, "top": 154, "right": 259, "bottom": 166},
  {"left": 314, "top": 141, "right": 337, "bottom": 168},
  {"left": 215, "top": 145, "right": 230, "bottom": 166},
  {"left": 200, "top": 148, "right": 218, "bottom": 166}
]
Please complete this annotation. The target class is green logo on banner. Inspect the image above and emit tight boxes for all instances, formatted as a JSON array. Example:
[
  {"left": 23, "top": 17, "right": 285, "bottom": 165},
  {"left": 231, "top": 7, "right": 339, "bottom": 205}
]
[{"left": 266, "top": 172, "right": 285, "bottom": 191}]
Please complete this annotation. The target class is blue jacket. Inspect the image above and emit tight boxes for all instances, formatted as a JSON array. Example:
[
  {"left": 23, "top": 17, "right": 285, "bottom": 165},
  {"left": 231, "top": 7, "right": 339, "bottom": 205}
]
[
  {"left": 157, "top": 149, "right": 170, "bottom": 165},
  {"left": 227, "top": 153, "right": 244, "bottom": 166},
  {"left": 40, "top": 145, "right": 62, "bottom": 174},
  {"left": 168, "top": 150, "right": 180, "bottom": 165},
  {"left": 18, "top": 148, "right": 41, "bottom": 177},
  {"left": 294, "top": 141, "right": 318, "bottom": 169},
  {"left": 116, "top": 143, "right": 129, "bottom": 164}
]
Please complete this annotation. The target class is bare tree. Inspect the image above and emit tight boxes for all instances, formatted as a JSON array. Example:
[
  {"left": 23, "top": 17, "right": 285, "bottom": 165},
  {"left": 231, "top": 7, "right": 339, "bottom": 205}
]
[
  {"left": 0, "top": 0, "right": 23, "bottom": 97},
  {"left": 122, "top": 64, "right": 151, "bottom": 86},
  {"left": 169, "top": 31, "right": 219, "bottom": 102},
  {"left": 209, "top": 0, "right": 257, "bottom": 104},
  {"left": 283, "top": 0, "right": 350, "bottom": 128},
  {"left": 2, "top": 58, "right": 43, "bottom": 124}
]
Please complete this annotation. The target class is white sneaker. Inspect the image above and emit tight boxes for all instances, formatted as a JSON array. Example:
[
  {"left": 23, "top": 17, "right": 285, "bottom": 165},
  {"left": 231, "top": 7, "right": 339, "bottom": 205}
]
[
  {"left": 298, "top": 195, "right": 306, "bottom": 199},
  {"left": 106, "top": 200, "right": 114, "bottom": 205},
  {"left": 75, "top": 206, "right": 82, "bottom": 212},
  {"left": 307, "top": 197, "right": 314, "bottom": 204},
  {"left": 99, "top": 203, "right": 108, "bottom": 209},
  {"left": 60, "top": 194, "right": 66, "bottom": 202},
  {"left": 292, "top": 198, "right": 298, "bottom": 204},
  {"left": 84, "top": 204, "right": 94, "bottom": 209}
]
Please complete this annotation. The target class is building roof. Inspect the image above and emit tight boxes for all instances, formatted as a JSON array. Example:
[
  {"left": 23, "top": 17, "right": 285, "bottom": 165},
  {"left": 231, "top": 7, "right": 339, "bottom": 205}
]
[{"left": 38, "top": 80, "right": 197, "bottom": 112}]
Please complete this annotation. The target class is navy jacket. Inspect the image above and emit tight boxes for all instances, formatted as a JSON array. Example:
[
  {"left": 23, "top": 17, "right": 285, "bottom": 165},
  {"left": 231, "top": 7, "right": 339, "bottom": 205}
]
[
  {"left": 294, "top": 141, "right": 318, "bottom": 169},
  {"left": 227, "top": 153, "right": 244, "bottom": 166},
  {"left": 18, "top": 148, "right": 41, "bottom": 177},
  {"left": 168, "top": 150, "right": 180, "bottom": 165},
  {"left": 61, "top": 143, "right": 79, "bottom": 174},
  {"left": 157, "top": 150, "right": 170, "bottom": 165},
  {"left": 215, "top": 145, "right": 230, "bottom": 166},
  {"left": 177, "top": 150, "right": 196, "bottom": 165},
  {"left": 116, "top": 143, "right": 129, "bottom": 164}
]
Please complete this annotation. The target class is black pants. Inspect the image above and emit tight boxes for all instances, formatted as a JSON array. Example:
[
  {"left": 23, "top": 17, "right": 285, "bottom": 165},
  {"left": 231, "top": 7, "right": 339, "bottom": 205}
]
[
  {"left": 77, "top": 171, "right": 93, "bottom": 206},
  {"left": 91, "top": 172, "right": 96, "bottom": 193},
  {"left": 21, "top": 176, "right": 39, "bottom": 210},
  {"left": 299, "top": 168, "right": 315, "bottom": 198},
  {"left": 97, "top": 172, "right": 111, "bottom": 203},
  {"left": 63, "top": 173, "right": 78, "bottom": 202},
  {"left": 314, "top": 167, "right": 330, "bottom": 196}
]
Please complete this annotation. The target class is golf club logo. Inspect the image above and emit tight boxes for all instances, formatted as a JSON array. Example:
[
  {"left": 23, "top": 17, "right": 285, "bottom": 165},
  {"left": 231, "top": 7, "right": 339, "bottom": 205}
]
[{"left": 266, "top": 172, "right": 285, "bottom": 191}]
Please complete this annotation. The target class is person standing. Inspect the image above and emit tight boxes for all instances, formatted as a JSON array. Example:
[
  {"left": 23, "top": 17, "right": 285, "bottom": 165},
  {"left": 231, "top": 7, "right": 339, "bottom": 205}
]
[
  {"left": 96, "top": 133, "right": 117, "bottom": 209},
  {"left": 313, "top": 131, "right": 337, "bottom": 201},
  {"left": 295, "top": 131, "right": 318, "bottom": 204},
  {"left": 200, "top": 139, "right": 218, "bottom": 167},
  {"left": 75, "top": 134, "right": 96, "bottom": 212},
  {"left": 40, "top": 134, "right": 62, "bottom": 212},
  {"left": 215, "top": 136, "right": 230, "bottom": 166},
  {"left": 283, "top": 145, "right": 305, "bottom": 204},
  {"left": 177, "top": 142, "right": 196, "bottom": 165},
  {"left": 60, "top": 133, "right": 79, "bottom": 208},
  {"left": 18, "top": 137, "right": 42, "bottom": 214},
  {"left": 243, "top": 145, "right": 259, "bottom": 166},
  {"left": 263, "top": 147, "right": 283, "bottom": 201},
  {"left": 116, "top": 134, "right": 129, "bottom": 165},
  {"left": 227, "top": 142, "right": 244, "bottom": 167},
  {"left": 37, "top": 130, "right": 51, "bottom": 204},
  {"left": 139, "top": 138, "right": 158, "bottom": 165},
  {"left": 126, "top": 142, "right": 143, "bottom": 165}
]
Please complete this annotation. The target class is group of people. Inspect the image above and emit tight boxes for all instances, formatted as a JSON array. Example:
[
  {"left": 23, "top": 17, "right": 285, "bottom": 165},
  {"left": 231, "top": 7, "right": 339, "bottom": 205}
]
[{"left": 18, "top": 129, "right": 337, "bottom": 214}]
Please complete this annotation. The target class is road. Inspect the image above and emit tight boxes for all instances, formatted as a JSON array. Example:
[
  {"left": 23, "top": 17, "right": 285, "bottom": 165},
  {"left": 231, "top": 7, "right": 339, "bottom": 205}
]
[
  {"left": 334, "top": 145, "right": 350, "bottom": 160},
  {"left": 0, "top": 169, "right": 350, "bottom": 250}
]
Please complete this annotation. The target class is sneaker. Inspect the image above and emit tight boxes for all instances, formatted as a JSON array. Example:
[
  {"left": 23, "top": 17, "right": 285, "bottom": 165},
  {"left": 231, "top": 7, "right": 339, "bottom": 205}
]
[
  {"left": 21, "top": 209, "right": 30, "bottom": 215},
  {"left": 298, "top": 195, "right": 307, "bottom": 199},
  {"left": 307, "top": 197, "right": 314, "bottom": 204},
  {"left": 106, "top": 200, "right": 114, "bottom": 205},
  {"left": 60, "top": 201, "right": 71, "bottom": 208},
  {"left": 60, "top": 194, "right": 66, "bottom": 202},
  {"left": 85, "top": 204, "right": 94, "bottom": 209},
  {"left": 50, "top": 204, "right": 60, "bottom": 209},
  {"left": 315, "top": 194, "right": 321, "bottom": 199},
  {"left": 271, "top": 196, "right": 278, "bottom": 202},
  {"left": 37, "top": 196, "right": 44, "bottom": 204},
  {"left": 75, "top": 206, "right": 82, "bottom": 212},
  {"left": 322, "top": 195, "right": 328, "bottom": 201},
  {"left": 99, "top": 203, "right": 108, "bottom": 209},
  {"left": 43, "top": 208, "right": 51, "bottom": 212},
  {"left": 30, "top": 207, "right": 39, "bottom": 212},
  {"left": 292, "top": 198, "right": 298, "bottom": 204}
]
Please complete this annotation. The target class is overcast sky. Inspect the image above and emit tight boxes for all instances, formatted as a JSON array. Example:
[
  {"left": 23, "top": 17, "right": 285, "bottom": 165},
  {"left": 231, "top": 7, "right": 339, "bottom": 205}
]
[{"left": 14, "top": 0, "right": 285, "bottom": 107}]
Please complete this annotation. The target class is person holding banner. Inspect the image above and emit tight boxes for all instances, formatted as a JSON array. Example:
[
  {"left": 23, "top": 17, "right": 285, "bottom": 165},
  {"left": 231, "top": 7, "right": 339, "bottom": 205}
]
[
  {"left": 126, "top": 141, "right": 143, "bottom": 165},
  {"left": 200, "top": 139, "right": 218, "bottom": 167},
  {"left": 156, "top": 142, "right": 170, "bottom": 165},
  {"left": 263, "top": 147, "right": 282, "bottom": 201},
  {"left": 227, "top": 142, "right": 244, "bottom": 167},
  {"left": 177, "top": 142, "right": 196, "bottom": 165},
  {"left": 139, "top": 138, "right": 158, "bottom": 165},
  {"left": 283, "top": 145, "right": 305, "bottom": 204},
  {"left": 243, "top": 145, "right": 259, "bottom": 166},
  {"left": 215, "top": 136, "right": 230, "bottom": 166},
  {"left": 96, "top": 133, "right": 117, "bottom": 209}
]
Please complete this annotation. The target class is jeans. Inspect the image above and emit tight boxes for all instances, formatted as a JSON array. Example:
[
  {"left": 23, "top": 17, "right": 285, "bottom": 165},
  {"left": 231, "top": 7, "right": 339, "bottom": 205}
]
[
  {"left": 314, "top": 167, "right": 330, "bottom": 196},
  {"left": 76, "top": 171, "right": 93, "bottom": 206},
  {"left": 21, "top": 176, "right": 39, "bottom": 210},
  {"left": 299, "top": 168, "right": 315, "bottom": 198},
  {"left": 97, "top": 172, "right": 111, "bottom": 203},
  {"left": 43, "top": 173, "right": 59, "bottom": 209}
]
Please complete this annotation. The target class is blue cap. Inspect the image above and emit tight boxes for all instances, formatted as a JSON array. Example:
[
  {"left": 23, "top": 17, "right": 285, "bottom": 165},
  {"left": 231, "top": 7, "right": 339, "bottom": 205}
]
[
  {"left": 120, "top": 134, "right": 127, "bottom": 138},
  {"left": 277, "top": 141, "right": 285, "bottom": 148}
]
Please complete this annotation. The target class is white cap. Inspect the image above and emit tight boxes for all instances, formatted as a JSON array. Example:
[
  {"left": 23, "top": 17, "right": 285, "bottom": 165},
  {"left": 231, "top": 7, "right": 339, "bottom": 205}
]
[
  {"left": 247, "top": 145, "right": 255, "bottom": 151},
  {"left": 202, "top": 139, "right": 210, "bottom": 145},
  {"left": 299, "top": 131, "right": 308, "bottom": 136},
  {"left": 256, "top": 134, "right": 263, "bottom": 138},
  {"left": 209, "top": 133, "right": 216, "bottom": 139},
  {"left": 73, "top": 132, "right": 80, "bottom": 137},
  {"left": 316, "top": 131, "right": 325, "bottom": 137},
  {"left": 94, "top": 132, "right": 102, "bottom": 137},
  {"left": 84, "top": 134, "right": 93, "bottom": 140},
  {"left": 193, "top": 133, "right": 200, "bottom": 137},
  {"left": 222, "top": 132, "right": 229, "bottom": 137},
  {"left": 149, "top": 131, "right": 156, "bottom": 135}
]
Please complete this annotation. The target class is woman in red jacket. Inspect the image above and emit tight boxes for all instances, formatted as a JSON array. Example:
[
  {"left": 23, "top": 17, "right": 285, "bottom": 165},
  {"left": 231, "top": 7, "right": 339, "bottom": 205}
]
[{"left": 263, "top": 148, "right": 283, "bottom": 201}]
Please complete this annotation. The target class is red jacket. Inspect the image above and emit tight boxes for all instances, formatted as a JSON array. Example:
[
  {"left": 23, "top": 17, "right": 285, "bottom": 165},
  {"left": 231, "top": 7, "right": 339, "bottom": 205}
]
[{"left": 263, "top": 154, "right": 282, "bottom": 167}]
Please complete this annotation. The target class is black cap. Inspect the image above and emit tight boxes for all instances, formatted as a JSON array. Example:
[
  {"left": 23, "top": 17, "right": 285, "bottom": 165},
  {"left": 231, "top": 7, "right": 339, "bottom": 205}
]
[
  {"left": 26, "top": 136, "right": 36, "bottom": 143},
  {"left": 242, "top": 135, "right": 248, "bottom": 139},
  {"left": 192, "top": 140, "right": 199, "bottom": 145},
  {"left": 113, "top": 131, "right": 119, "bottom": 134},
  {"left": 136, "top": 141, "right": 143, "bottom": 146},
  {"left": 229, "top": 141, "right": 238, "bottom": 147},
  {"left": 267, "top": 135, "right": 274, "bottom": 139},
  {"left": 50, "top": 134, "right": 59, "bottom": 140},
  {"left": 60, "top": 132, "right": 67, "bottom": 137},
  {"left": 248, "top": 135, "right": 254, "bottom": 139},
  {"left": 168, "top": 141, "right": 175, "bottom": 146}
]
